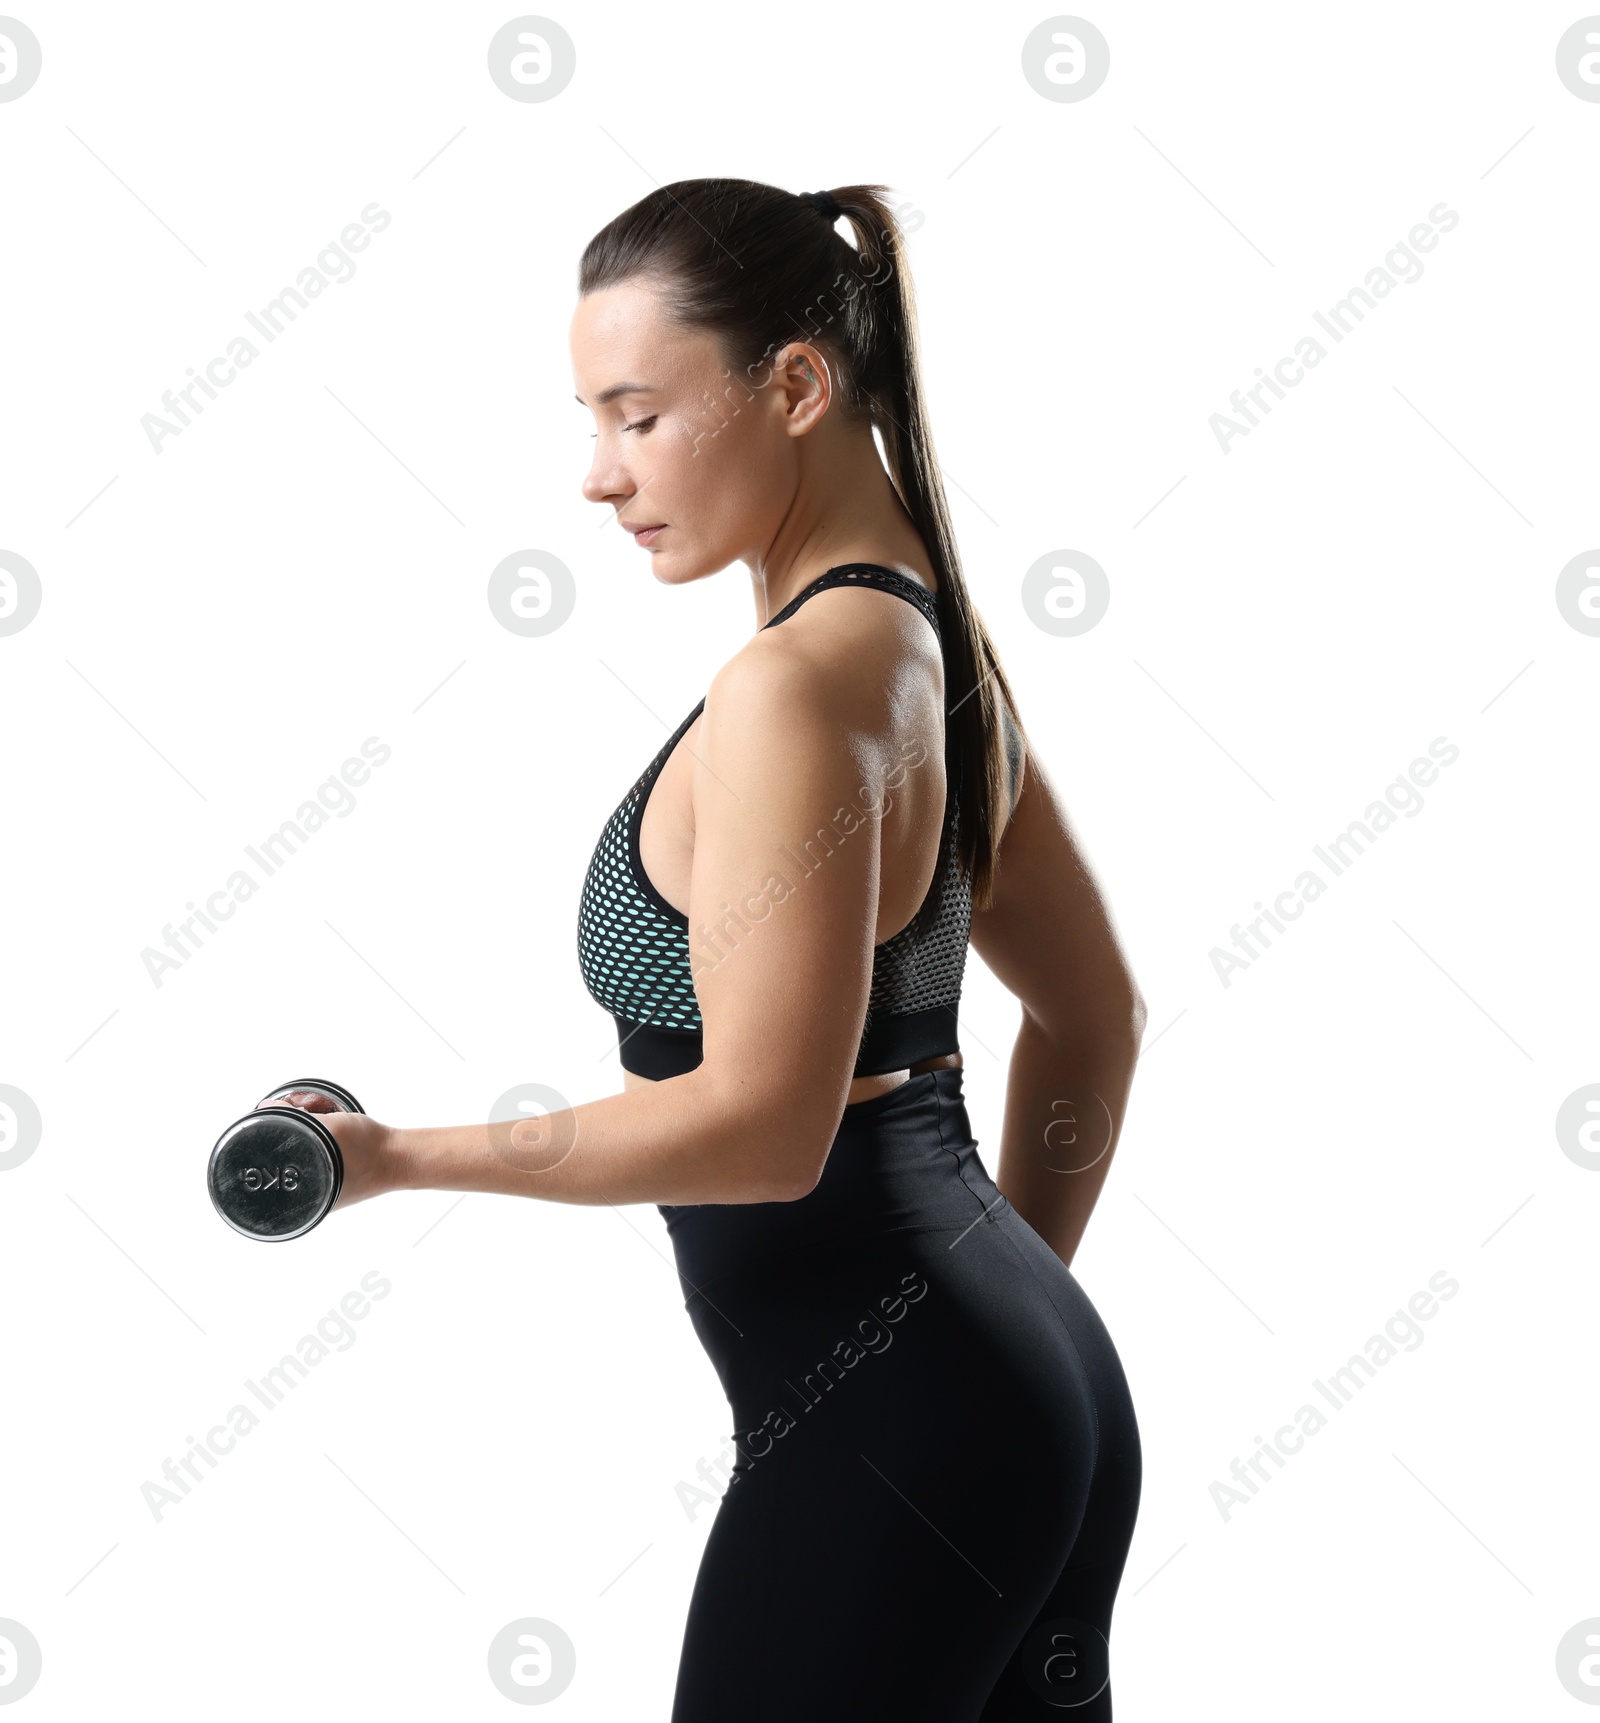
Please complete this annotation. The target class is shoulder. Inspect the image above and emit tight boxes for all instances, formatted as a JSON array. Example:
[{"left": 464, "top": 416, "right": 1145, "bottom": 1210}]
[
  {"left": 698, "top": 629, "right": 857, "bottom": 768},
  {"left": 694, "top": 580, "right": 945, "bottom": 793},
  {"left": 723, "top": 578, "right": 936, "bottom": 699},
  {"left": 691, "top": 621, "right": 912, "bottom": 812}
]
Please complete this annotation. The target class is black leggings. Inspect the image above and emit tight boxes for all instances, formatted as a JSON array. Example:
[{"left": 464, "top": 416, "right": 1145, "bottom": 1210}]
[{"left": 658, "top": 1066, "right": 1141, "bottom": 1720}]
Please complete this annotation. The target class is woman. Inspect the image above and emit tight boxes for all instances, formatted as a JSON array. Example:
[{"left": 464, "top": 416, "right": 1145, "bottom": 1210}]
[{"left": 303, "top": 179, "right": 1145, "bottom": 1720}]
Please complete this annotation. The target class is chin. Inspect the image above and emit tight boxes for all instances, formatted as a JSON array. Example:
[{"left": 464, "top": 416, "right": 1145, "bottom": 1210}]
[{"left": 651, "top": 552, "right": 713, "bottom": 588}]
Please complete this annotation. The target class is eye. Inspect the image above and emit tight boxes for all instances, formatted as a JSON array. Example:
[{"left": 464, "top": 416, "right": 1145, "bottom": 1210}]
[{"left": 590, "top": 416, "right": 658, "bottom": 439}]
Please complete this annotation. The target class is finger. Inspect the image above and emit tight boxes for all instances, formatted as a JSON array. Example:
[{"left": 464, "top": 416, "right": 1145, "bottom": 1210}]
[{"left": 257, "top": 1089, "right": 333, "bottom": 1112}]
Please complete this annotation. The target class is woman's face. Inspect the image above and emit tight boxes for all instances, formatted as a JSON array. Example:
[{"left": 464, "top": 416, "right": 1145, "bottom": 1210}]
[{"left": 571, "top": 277, "right": 819, "bottom": 584}]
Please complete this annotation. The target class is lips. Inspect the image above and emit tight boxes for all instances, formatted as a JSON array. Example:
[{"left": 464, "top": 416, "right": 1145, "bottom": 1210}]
[{"left": 623, "top": 523, "right": 666, "bottom": 546}]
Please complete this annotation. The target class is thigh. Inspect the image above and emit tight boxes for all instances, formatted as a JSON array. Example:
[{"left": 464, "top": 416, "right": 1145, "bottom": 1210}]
[{"left": 670, "top": 1225, "right": 1105, "bottom": 1722}]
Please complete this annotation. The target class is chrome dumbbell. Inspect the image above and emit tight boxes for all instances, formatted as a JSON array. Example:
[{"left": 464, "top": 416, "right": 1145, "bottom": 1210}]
[{"left": 207, "top": 1078, "right": 363, "bottom": 1242}]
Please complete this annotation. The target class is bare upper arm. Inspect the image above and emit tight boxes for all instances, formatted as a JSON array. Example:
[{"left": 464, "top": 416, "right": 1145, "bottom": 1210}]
[
  {"left": 969, "top": 738, "right": 1145, "bottom": 1046},
  {"left": 684, "top": 643, "right": 885, "bottom": 1192}
]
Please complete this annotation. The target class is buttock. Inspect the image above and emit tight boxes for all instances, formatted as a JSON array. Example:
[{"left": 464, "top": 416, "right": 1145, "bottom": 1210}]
[
  {"left": 665, "top": 1207, "right": 1114, "bottom": 1721},
  {"left": 683, "top": 1211, "right": 1099, "bottom": 1474}
]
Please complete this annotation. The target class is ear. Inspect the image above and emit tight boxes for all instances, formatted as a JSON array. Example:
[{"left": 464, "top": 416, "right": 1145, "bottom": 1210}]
[{"left": 774, "top": 341, "right": 833, "bottom": 436}]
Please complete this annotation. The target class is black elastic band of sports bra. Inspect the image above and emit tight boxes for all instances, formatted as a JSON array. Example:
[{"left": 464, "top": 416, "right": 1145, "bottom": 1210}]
[{"left": 613, "top": 1003, "right": 960, "bottom": 1082}]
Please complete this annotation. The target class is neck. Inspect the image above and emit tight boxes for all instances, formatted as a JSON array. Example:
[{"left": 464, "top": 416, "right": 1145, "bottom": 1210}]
[{"left": 746, "top": 428, "right": 928, "bottom": 629}]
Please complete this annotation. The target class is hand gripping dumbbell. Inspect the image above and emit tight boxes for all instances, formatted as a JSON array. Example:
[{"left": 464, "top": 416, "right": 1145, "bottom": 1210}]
[{"left": 208, "top": 1078, "right": 363, "bottom": 1241}]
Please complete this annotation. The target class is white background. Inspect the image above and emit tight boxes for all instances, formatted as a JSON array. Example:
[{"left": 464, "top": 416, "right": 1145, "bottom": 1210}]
[{"left": 2, "top": 1, "right": 1596, "bottom": 1717}]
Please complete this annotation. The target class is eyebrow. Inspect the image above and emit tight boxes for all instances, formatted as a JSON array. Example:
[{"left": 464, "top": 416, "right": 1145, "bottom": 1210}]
[{"left": 574, "top": 382, "right": 657, "bottom": 407}]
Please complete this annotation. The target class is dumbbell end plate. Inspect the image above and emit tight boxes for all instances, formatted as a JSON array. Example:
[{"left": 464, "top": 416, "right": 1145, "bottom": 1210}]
[{"left": 209, "top": 1107, "right": 344, "bottom": 1242}]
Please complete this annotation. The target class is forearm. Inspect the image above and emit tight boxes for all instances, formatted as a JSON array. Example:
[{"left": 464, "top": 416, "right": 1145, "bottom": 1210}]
[
  {"left": 391, "top": 1068, "right": 805, "bottom": 1208},
  {"left": 993, "top": 1010, "right": 1141, "bottom": 1270}
]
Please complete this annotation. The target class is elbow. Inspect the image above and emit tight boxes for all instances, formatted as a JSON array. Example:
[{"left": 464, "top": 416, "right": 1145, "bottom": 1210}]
[
  {"left": 699, "top": 1077, "right": 828, "bottom": 1203},
  {"left": 739, "top": 1131, "right": 822, "bottom": 1203},
  {"left": 1023, "top": 985, "right": 1145, "bottom": 1055},
  {"left": 692, "top": 1062, "right": 854, "bottom": 1203},
  {"left": 751, "top": 1153, "right": 824, "bottom": 1205},
  {"left": 769, "top": 1127, "right": 837, "bottom": 1203},
  {"left": 749, "top": 1077, "right": 864, "bottom": 1199},
  {"left": 771, "top": 1127, "right": 830, "bottom": 1202},
  {"left": 724, "top": 1139, "right": 816, "bottom": 1205}
]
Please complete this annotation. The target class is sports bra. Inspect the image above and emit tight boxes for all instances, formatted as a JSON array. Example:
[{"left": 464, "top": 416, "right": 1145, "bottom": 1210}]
[{"left": 576, "top": 563, "right": 973, "bottom": 1080}]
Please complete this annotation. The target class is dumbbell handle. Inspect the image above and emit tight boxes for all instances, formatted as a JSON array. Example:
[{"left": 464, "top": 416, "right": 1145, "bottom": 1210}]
[{"left": 256, "top": 1077, "right": 365, "bottom": 1116}]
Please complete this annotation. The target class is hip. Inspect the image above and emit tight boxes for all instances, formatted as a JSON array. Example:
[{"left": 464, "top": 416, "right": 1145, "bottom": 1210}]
[{"left": 659, "top": 1069, "right": 1125, "bottom": 1451}]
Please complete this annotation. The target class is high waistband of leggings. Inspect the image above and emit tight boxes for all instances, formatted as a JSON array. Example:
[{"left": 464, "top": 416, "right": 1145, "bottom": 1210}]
[
  {"left": 836, "top": 1066, "right": 944, "bottom": 1121},
  {"left": 658, "top": 1067, "right": 1008, "bottom": 1303}
]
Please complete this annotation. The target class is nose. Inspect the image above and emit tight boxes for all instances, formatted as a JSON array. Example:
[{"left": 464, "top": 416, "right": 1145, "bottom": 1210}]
[{"left": 581, "top": 441, "right": 630, "bottom": 509}]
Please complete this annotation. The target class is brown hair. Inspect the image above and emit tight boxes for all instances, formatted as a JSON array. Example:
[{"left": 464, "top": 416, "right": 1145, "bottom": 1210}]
[{"left": 578, "top": 177, "right": 1027, "bottom": 908}]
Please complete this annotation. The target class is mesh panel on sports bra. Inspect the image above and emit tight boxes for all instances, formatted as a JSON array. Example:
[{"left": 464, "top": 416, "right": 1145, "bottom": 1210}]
[{"left": 575, "top": 565, "right": 972, "bottom": 1078}]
